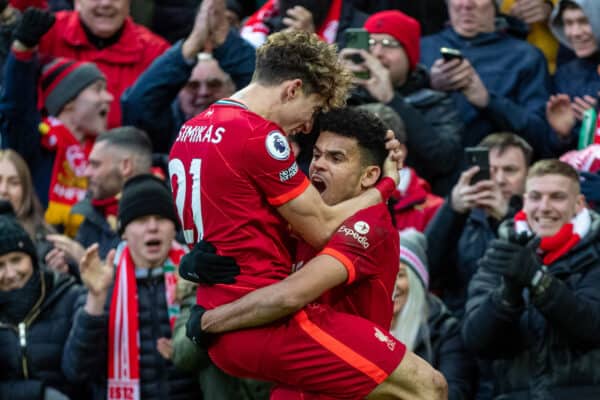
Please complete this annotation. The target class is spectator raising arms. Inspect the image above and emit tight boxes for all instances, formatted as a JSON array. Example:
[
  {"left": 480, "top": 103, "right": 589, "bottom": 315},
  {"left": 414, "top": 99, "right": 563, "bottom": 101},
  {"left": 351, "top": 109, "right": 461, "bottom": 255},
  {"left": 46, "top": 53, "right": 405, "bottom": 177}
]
[
  {"left": 37, "top": 0, "right": 170, "bottom": 128},
  {"left": 0, "top": 9, "right": 111, "bottom": 236}
]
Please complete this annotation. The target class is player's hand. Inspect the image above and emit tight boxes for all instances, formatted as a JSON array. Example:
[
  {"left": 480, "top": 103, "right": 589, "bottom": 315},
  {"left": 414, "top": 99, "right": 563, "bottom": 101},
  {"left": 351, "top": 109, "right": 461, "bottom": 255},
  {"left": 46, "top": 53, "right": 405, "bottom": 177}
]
[
  {"left": 186, "top": 305, "right": 214, "bottom": 348},
  {"left": 179, "top": 240, "right": 240, "bottom": 284},
  {"left": 546, "top": 94, "right": 576, "bottom": 138}
]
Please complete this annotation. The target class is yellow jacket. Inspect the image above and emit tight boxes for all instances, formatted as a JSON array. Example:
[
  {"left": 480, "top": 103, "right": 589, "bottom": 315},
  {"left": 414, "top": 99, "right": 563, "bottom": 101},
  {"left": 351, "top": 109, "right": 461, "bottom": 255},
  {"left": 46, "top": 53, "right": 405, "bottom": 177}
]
[{"left": 500, "top": 0, "right": 559, "bottom": 73}]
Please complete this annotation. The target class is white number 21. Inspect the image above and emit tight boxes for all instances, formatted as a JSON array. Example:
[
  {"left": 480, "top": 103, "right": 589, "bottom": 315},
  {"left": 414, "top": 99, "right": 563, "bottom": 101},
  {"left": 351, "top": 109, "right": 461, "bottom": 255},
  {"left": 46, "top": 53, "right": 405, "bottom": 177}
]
[{"left": 168, "top": 157, "right": 203, "bottom": 245}]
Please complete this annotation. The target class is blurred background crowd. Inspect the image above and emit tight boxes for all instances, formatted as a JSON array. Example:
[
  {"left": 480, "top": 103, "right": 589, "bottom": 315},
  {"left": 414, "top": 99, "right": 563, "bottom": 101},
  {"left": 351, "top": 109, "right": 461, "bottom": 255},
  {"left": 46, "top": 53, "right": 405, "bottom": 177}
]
[{"left": 1, "top": 0, "right": 600, "bottom": 399}]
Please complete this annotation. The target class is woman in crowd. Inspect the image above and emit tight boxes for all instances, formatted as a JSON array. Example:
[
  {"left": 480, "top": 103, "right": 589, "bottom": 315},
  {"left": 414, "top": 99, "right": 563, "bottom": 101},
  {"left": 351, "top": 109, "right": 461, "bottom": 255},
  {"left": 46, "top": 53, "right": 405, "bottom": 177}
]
[
  {"left": 0, "top": 149, "right": 77, "bottom": 275},
  {"left": 391, "top": 229, "right": 477, "bottom": 400},
  {"left": 0, "top": 215, "right": 83, "bottom": 399}
]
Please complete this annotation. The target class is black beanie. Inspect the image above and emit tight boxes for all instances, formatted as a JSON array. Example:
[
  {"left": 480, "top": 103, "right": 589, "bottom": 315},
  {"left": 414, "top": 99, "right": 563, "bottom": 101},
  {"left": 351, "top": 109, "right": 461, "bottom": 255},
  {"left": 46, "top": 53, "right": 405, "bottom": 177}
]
[
  {"left": 117, "top": 174, "right": 180, "bottom": 235},
  {"left": 0, "top": 215, "right": 38, "bottom": 266}
]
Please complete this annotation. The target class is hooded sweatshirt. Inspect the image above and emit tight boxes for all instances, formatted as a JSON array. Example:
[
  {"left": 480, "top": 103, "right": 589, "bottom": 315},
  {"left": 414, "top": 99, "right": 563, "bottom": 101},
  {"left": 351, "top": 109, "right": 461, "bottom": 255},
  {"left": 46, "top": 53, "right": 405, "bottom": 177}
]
[{"left": 550, "top": 0, "right": 600, "bottom": 52}]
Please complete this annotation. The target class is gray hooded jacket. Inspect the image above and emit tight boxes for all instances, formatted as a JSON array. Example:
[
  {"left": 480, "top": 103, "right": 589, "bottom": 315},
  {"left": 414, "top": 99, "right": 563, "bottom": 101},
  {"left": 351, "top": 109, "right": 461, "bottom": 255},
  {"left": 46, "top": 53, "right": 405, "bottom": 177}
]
[{"left": 550, "top": 0, "right": 600, "bottom": 50}]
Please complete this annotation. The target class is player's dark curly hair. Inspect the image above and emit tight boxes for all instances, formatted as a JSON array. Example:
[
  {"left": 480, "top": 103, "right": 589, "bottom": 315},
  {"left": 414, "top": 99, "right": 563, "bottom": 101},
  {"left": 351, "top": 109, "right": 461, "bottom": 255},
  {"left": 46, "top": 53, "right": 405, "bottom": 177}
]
[
  {"left": 253, "top": 31, "right": 352, "bottom": 111},
  {"left": 317, "top": 107, "right": 388, "bottom": 174}
]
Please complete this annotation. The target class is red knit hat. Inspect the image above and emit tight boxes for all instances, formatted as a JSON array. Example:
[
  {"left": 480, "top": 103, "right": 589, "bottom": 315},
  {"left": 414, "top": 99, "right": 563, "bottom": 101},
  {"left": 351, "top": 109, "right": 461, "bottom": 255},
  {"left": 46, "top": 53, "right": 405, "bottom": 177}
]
[{"left": 364, "top": 10, "right": 421, "bottom": 71}]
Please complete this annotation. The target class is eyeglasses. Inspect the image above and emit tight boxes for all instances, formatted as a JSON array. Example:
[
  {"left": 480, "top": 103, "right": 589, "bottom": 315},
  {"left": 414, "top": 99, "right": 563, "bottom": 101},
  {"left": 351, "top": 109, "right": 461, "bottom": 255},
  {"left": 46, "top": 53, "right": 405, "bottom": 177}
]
[
  {"left": 368, "top": 38, "right": 402, "bottom": 48},
  {"left": 184, "top": 78, "right": 226, "bottom": 91}
]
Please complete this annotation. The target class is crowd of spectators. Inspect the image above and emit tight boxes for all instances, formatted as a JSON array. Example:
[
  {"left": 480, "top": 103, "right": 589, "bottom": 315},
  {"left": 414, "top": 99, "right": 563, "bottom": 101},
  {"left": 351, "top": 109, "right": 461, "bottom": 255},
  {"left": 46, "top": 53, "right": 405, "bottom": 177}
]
[{"left": 1, "top": 0, "right": 600, "bottom": 399}]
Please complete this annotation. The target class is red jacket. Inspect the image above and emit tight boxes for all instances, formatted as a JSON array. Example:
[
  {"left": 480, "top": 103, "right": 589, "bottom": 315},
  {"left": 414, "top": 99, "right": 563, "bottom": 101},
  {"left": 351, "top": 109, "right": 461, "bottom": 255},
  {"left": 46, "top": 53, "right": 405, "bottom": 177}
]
[
  {"left": 39, "top": 11, "right": 169, "bottom": 128},
  {"left": 393, "top": 167, "right": 443, "bottom": 232}
]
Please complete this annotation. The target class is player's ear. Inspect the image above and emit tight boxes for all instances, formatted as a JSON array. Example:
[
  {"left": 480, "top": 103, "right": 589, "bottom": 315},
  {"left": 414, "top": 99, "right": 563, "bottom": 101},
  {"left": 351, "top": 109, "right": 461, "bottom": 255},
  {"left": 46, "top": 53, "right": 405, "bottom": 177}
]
[
  {"left": 361, "top": 165, "right": 381, "bottom": 189},
  {"left": 282, "top": 79, "right": 303, "bottom": 102}
]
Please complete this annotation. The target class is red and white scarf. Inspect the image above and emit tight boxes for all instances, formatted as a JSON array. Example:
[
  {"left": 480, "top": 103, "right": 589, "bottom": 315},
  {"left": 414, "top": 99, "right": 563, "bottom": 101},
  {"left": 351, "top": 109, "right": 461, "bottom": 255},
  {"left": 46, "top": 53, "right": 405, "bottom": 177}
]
[
  {"left": 108, "top": 241, "right": 187, "bottom": 400},
  {"left": 240, "top": 0, "right": 342, "bottom": 47},
  {"left": 514, "top": 208, "right": 591, "bottom": 265}
]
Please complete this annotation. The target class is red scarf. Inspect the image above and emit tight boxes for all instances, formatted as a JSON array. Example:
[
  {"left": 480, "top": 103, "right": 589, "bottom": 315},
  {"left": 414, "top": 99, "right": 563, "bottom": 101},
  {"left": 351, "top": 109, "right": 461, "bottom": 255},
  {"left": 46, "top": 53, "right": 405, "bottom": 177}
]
[
  {"left": 108, "top": 241, "right": 186, "bottom": 400},
  {"left": 514, "top": 208, "right": 591, "bottom": 265},
  {"left": 241, "top": 0, "right": 343, "bottom": 47},
  {"left": 92, "top": 196, "right": 120, "bottom": 231},
  {"left": 39, "top": 117, "right": 93, "bottom": 227}
]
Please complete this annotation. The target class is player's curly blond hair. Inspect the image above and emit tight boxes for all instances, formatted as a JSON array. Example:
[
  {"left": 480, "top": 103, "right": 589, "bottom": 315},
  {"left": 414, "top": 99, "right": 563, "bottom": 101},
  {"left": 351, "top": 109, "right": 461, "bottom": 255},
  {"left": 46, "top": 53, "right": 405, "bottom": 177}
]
[{"left": 253, "top": 31, "right": 353, "bottom": 111}]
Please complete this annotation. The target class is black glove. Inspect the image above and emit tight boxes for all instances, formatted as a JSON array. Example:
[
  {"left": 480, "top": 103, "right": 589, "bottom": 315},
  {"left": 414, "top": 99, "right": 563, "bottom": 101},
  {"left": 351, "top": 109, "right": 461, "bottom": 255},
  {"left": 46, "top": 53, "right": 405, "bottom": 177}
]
[
  {"left": 186, "top": 304, "right": 213, "bottom": 348},
  {"left": 481, "top": 236, "right": 541, "bottom": 287},
  {"left": 179, "top": 240, "right": 240, "bottom": 284},
  {"left": 580, "top": 171, "right": 600, "bottom": 204},
  {"left": 14, "top": 8, "right": 55, "bottom": 48}
]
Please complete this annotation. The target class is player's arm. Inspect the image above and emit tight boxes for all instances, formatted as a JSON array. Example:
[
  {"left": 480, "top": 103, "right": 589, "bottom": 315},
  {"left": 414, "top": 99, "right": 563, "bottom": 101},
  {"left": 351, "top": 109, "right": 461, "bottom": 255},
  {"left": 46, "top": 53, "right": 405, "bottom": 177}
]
[
  {"left": 201, "top": 254, "right": 348, "bottom": 333},
  {"left": 277, "top": 183, "right": 386, "bottom": 249}
]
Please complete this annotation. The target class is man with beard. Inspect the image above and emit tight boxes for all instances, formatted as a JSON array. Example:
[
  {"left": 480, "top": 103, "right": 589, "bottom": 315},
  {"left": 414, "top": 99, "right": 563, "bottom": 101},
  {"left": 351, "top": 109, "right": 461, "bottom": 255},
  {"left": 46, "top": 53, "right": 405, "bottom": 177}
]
[{"left": 0, "top": 9, "right": 112, "bottom": 236}]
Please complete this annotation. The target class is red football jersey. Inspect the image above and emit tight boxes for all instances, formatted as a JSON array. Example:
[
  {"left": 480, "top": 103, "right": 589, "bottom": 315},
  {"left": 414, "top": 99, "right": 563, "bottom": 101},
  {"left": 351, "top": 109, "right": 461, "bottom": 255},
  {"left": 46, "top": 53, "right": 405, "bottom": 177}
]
[
  {"left": 168, "top": 99, "right": 309, "bottom": 307},
  {"left": 294, "top": 203, "right": 400, "bottom": 329}
]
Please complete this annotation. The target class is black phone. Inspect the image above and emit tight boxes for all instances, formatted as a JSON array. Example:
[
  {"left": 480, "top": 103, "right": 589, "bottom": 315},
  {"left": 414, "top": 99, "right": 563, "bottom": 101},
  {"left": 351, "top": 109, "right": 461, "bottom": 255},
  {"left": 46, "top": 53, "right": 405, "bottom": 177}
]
[
  {"left": 344, "top": 28, "right": 370, "bottom": 80},
  {"left": 465, "top": 147, "right": 490, "bottom": 184},
  {"left": 440, "top": 47, "right": 463, "bottom": 62}
]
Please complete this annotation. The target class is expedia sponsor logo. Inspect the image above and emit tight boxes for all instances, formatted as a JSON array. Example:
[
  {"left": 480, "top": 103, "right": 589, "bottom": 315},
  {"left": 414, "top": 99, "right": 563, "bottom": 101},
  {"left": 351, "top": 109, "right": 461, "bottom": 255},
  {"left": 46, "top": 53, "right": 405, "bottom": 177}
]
[
  {"left": 279, "top": 162, "right": 299, "bottom": 182},
  {"left": 338, "top": 225, "right": 370, "bottom": 249}
]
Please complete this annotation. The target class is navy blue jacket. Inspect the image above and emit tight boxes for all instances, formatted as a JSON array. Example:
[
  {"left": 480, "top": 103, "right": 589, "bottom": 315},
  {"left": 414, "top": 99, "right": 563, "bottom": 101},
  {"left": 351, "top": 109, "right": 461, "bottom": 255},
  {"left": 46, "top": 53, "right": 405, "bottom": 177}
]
[
  {"left": 549, "top": 58, "right": 600, "bottom": 155},
  {"left": 420, "top": 27, "right": 552, "bottom": 158},
  {"left": 463, "top": 214, "right": 600, "bottom": 400},
  {"left": 121, "top": 30, "right": 256, "bottom": 153},
  {"left": 0, "top": 50, "right": 54, "bottom": 207}
]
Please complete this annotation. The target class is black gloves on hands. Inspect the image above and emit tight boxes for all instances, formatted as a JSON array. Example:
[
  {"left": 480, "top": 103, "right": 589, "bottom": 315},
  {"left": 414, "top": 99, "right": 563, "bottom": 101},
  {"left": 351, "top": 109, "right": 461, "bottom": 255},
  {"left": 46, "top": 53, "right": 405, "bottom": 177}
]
[
  {"left": 14, "top": 8, "right": 55, "bottom": 48},
  {"left": 179, "top": 240, "right": 240, "bottom": 284},
  {"left": 186, "top": 304, "right": 213, "bottom": 348},
  {"left": 482, "top": 235, "right": 541, "bottom": 288}
]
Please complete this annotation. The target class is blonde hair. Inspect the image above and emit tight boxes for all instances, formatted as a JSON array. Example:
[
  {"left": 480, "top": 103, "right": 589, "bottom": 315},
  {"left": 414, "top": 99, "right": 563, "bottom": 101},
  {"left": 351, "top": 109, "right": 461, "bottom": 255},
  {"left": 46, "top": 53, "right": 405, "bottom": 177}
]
[
  {"left": 0, "top": 149, "right": 51, "bottom": 238},
  {"left": 253, "top": 31, "right": 353, "bottom": 111}
]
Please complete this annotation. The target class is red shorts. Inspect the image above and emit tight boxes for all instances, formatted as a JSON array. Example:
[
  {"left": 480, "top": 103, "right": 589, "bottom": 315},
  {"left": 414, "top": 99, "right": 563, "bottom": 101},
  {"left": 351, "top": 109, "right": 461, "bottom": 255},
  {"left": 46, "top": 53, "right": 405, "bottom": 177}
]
[{"left": 208, "top": 303, "right": 406, "bottom": 399}]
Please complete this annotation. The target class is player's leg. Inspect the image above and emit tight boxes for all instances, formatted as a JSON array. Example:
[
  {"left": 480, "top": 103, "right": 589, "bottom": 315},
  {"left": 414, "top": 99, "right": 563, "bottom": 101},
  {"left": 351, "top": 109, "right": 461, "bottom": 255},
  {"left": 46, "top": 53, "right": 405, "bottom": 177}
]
[{"left": 366, "top": 351, "right": 448, "bottom": 400}]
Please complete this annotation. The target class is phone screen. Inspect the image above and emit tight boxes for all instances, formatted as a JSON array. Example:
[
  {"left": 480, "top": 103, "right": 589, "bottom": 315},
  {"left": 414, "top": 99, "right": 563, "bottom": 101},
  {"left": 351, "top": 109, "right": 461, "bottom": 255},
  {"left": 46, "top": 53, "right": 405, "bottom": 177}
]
[{"left": 344, "top": 28, "right": 370, "bottom": 80}]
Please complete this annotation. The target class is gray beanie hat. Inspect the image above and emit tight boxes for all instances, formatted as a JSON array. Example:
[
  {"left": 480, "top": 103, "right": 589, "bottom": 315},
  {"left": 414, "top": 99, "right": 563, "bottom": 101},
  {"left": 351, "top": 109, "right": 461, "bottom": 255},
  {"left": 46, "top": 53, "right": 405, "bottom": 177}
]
[
  {"left": 399, "top": 228, "right": 429, "bottom": 289},
  {"left": 41, "top": 58, "right": 105, "bottom": 116}
]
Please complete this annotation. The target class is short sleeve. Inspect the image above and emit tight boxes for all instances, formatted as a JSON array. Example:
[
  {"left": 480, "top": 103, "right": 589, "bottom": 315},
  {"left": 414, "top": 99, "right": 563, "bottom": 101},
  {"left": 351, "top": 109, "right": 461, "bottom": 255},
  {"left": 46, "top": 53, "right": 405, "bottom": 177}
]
[
  {"left": 318, "top": 207, "right": 390, "bottom": 285},
  {"left": 244, "top": 123, "right": 309, "bottom": 206}
]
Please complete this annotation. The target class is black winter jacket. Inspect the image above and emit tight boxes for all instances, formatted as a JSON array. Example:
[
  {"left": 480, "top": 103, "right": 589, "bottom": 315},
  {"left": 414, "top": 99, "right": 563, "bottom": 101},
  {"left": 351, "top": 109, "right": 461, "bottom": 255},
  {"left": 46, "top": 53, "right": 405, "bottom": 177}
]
[
  {"left": 62, "top": 266, "right": 201, "bottom": 400},
  {"left": 71, "top": 198, "right": 120, "bottom": 260},
  {"left": 415, "top": 295, "right": 477, "bottom": 400},
  {"left": 0, "top": 271, "right": 84, "bottom": 400},
  {"left": 463, "top": 212, "right": 600, "bottom": 400}
]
